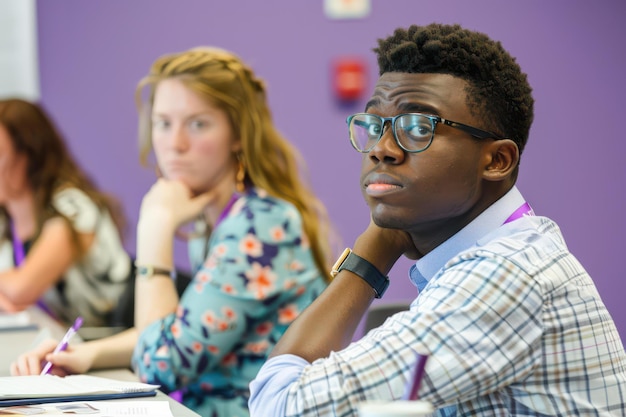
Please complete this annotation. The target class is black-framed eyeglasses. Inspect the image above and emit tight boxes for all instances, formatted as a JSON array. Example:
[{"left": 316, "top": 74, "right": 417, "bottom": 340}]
[{"left": 346, "top": 113, "right": 505, "bottom": 153}]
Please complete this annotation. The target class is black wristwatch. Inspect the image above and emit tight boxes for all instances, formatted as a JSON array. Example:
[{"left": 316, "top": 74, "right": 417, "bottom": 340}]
[{"left": 330, "top": 248, "right": 389, "bottom": 298}]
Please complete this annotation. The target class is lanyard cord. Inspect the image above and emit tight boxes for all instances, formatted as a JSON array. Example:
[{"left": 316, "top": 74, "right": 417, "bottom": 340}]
[{"left": 503, "top": 202, "right": 534, "bottom": 224}]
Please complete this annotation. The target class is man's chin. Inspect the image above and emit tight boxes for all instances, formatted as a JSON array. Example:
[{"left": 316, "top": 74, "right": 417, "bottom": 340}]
[{"left": 370, "top": 209, "right": 404, "bottom": 230}]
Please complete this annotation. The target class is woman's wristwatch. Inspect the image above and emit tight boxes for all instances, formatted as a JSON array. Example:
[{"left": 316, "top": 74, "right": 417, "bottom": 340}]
[
  {"left": 330, "top": 248, "right": 389, "bottom": 298},
  {"left": 135, "top": 263, "right": 177, "bottom": 280}
]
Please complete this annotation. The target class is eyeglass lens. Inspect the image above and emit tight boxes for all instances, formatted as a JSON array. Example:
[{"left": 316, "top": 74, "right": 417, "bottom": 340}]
[{"left": 348, "top": 114, "right": 434, "bottom": 152}]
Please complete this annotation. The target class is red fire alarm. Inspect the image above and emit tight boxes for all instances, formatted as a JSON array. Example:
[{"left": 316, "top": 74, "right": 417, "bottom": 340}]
[{"left": 333, "top": 57, "right": 367, "bottom": 102}]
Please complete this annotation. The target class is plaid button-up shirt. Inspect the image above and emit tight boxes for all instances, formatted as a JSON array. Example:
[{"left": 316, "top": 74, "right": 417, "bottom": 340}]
[{"left": 249, "top": 187, "right": 626, "bottom": 417}]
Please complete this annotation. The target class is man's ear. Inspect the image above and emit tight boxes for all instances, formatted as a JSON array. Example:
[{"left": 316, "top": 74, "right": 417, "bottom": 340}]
[{"left": 482, "top": 139, "right": 519, "bottom": 181}]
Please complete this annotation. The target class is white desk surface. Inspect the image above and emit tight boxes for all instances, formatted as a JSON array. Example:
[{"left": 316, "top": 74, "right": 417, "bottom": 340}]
[{"left": 0, "top": 307, "right": 200, "bottom": 417}]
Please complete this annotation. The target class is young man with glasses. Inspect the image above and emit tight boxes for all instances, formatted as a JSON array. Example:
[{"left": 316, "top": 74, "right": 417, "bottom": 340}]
[{"left": 249, "top": 23, "right": 626, "bottom": 416}]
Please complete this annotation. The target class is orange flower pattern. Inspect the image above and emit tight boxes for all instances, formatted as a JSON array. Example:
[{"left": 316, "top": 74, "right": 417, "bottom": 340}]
[{"left": 131, "top": 188, "right": 327, "bottom": 417}]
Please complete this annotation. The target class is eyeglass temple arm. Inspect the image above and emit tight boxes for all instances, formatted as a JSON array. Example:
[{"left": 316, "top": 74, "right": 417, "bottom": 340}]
[{"left": 441, "top": 119, "right": 505, "bottom": 140}]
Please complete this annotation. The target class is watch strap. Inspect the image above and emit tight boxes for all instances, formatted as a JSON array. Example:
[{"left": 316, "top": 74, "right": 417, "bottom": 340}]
[
  {"left": 331, "top": 248, "right": 389, "bottom": 298},
  {"left": 135, "top": 264, "right": 176, "bottom": 280}
]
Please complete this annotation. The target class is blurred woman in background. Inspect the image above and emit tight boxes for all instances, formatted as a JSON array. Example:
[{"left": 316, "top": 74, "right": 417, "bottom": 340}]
[
  {"left": 0, "top": 98, "right": 132, "bottom": 327},
  {"left": 12, "top": 47, "right": 334, "bottom": 417}
]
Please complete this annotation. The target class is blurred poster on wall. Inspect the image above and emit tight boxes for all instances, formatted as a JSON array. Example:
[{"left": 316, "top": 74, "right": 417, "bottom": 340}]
[
  {"left": 0, "top": 0, "right": 39, "bottom": 100},
  {"left": 324, "top": 0, "right": 371, "bottom": 19}
]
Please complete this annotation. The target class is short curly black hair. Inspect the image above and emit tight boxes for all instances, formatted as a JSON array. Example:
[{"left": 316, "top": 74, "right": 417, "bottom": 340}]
[{"left": 374, "top": 23, "right": 534, "bottom": 155}]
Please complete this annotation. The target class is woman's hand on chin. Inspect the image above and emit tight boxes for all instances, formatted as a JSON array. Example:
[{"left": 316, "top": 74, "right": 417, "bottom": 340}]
[{"left": 139, "top": 178, "right": 217, "bottom": 230}]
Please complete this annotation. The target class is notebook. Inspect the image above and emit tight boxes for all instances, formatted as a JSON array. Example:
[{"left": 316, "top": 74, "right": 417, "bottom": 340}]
[
  {"left": 0, "top": 374, "right": 160, "bottom": 406},
  {"left": 0, "top": 310, "right": 37, "bottom": 332}
]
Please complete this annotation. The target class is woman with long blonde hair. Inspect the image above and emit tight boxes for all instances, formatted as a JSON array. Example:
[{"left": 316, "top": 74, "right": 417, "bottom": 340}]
[{"left": 12, "top": 47, "right": 334, "bottom": 417}]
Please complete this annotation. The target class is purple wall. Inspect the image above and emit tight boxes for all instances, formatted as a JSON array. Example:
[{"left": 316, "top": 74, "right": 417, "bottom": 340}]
[{"left": 36, "top": 1, "right": 626, "bottom": 342}]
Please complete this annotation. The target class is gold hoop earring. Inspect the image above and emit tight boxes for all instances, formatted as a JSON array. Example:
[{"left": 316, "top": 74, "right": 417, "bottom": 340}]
[{"left": 236, "top": 154, "right": 246, "bottom": 193}]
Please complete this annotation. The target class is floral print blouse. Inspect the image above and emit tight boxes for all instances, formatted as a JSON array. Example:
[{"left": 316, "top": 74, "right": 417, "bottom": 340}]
[{"left": 131, "top": 188, "right": 327, "bottom": 417}]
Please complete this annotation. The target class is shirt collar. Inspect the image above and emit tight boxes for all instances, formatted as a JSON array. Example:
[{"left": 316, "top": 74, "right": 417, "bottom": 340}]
[{"left": 409, "top": 186, "right": 526, "bottom": 291}]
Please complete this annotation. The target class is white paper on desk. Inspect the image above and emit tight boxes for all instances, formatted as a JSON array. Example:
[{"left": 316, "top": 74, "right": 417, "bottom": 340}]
[
  {"left": 32, "top": 401, "right": 173, "bottom": 417},
  {"left": 0, "top": 375, "right": 160, "bottom": 399},
  {"left": 0, "top": 311, "right": 34, "bottom": 330}
]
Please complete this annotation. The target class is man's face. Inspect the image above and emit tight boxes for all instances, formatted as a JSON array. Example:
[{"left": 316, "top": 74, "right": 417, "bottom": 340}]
[{"left": 360, "top": 72, "right": 493, "bottom": 244}]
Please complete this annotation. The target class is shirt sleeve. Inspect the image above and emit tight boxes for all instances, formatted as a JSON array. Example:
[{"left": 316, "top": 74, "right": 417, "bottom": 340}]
[
  {"left": 131, "top": 194, "right": 318, "bottom": 392},
  {"left": 52, "top": 188, "right": 100, "bottom": 233},
  {"left": 249, "top": 354, "right": 310, "bottom": 417},
  {"left": 0, "top": 240, "right": 13, "bottom": 272},
  {"left": 0, "top": 217, "right": 13, "bottom": 271}
]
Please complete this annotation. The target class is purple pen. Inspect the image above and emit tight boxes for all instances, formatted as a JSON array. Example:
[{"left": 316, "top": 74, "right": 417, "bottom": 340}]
[{"left": 40, "top": 316, "right": 83, "bottom": 375}]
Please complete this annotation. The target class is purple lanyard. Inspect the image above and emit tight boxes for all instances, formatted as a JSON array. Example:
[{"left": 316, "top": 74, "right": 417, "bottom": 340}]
[
  {"left": 503, "top": 202, "right": 534, "bottom": 224},
  {"left": 214, "top": 193, "right": 241, "bottom": 229},
  {"left": 11, "top": 220, "right": 58, "bottom": 319},
  {"left": 10, "top": 221, "right": 26, "bottom": 266}
]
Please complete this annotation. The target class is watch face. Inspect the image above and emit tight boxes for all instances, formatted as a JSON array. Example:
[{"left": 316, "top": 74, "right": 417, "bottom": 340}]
[
  {"left": 137, "top": 266, "right": 151, "bottom": 276},
  {"left": 331, "top": 248, "right": 352, "bottom": 277}
]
